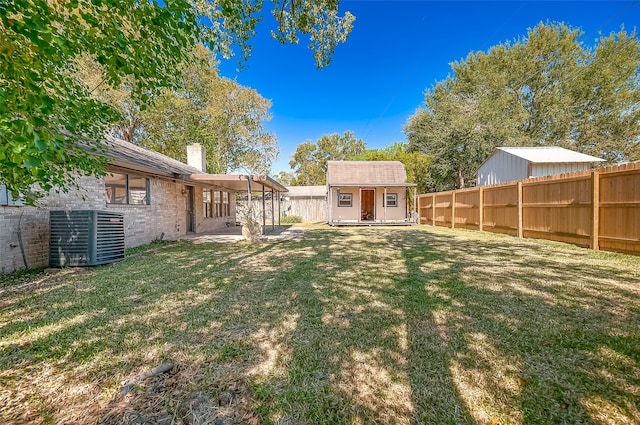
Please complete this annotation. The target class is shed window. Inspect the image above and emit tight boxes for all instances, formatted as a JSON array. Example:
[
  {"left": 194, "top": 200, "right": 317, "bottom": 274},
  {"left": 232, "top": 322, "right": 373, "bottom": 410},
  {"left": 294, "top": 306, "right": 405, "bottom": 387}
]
[
  {"left": 338, "top": 192, "right": 352, "bottom": 207},
  {"left": 384, "top": 193, "right": 398, "bottom": 207},
  {"left": 105, "top": 173, "right": 149, "bottom": 205},
  {"left": 0, "top": 185, "right": 24, "bottom": 206},
  {"left": 203, "top": 189, "right": 213, "bottom": 218}
]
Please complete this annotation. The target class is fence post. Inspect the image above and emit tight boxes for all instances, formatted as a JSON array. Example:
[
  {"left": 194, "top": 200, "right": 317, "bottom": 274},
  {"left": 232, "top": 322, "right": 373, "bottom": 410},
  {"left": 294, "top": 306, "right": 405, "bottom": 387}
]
[
  {"left": 517, "top": 181, "right": 523, "bottom": 238},
  {"left": 591, "top": 170, "right": 600, "bottom": 250},
  {"left": 432, "top": 194, "right": 436, "bottom": 226},
  {"left": 451, "top": 191, "right": 456, "bottom": 229},
  {"left": 478, "top": 187, "right": 484, "bottom": 232}
]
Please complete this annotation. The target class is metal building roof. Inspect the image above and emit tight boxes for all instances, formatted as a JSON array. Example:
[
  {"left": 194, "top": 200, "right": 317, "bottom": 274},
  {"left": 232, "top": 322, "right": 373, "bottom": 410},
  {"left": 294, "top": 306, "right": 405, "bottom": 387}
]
[{"left": 496, "top": 147, "right": 605, "bottom": 164}]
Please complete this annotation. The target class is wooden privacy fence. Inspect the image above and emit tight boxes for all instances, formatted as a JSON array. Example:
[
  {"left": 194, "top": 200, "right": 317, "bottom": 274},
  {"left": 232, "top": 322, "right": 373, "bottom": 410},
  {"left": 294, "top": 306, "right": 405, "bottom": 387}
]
[
  {"left": 282, "top": 197, "right": 327, "bottom": 223},
  {"left": 417, "top": 161, "right": 640, "bottom": 255}
]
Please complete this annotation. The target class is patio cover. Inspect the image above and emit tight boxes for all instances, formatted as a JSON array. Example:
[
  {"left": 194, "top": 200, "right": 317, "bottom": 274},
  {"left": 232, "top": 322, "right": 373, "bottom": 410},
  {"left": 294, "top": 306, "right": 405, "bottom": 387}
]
[{"left": 189, "top": 174, "right": 288, "bottom": 193}]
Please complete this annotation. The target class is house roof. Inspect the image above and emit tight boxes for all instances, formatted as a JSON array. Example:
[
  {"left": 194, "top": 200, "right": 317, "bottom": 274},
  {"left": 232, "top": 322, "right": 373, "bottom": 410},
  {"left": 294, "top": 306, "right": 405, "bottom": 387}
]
[
  {"left": 103, "top": 136, "right": 287, "bottom": 192},
  {"left": 326, "top": 160, "right": 415, "bottom": 186},
  {"left": 285, "top": 185, "right": 327, "bottom": 197},
  {"left": 105, "top": 136, "right": 201, "bottom": 177},
  {"left": 495, "top": 147, "right": 605, "bottom": 164}
]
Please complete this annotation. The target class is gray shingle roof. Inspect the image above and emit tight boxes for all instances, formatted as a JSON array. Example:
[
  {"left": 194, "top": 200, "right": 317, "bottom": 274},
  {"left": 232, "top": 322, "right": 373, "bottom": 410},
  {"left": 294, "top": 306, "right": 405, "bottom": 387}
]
[
  {"left": 104, "top": 136, "right": 202, "bottom": 176},
  {"left": 326, "top": 161, "right": 411, "bottom": 186}
]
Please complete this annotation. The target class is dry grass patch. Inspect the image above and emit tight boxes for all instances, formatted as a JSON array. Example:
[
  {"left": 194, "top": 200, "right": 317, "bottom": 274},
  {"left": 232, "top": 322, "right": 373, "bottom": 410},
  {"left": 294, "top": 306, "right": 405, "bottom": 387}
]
[{"left": 1, "top": 226, "right": 639, "bottom": 424}]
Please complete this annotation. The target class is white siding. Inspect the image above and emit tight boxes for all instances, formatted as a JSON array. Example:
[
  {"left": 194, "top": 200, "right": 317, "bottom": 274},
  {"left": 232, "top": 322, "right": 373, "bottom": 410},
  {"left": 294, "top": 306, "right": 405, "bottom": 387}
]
[
  {"left": 477, "top": 150, "right": 529, "bottom": 186},
  {"left": 530, "top": 162, "right": 591, "bottom": 177}
]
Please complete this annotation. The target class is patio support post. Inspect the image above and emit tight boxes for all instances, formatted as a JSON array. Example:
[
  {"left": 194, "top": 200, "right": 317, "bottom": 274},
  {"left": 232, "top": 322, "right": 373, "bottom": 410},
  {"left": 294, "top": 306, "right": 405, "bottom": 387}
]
[
  {"left": 262, "top": 183, "right": 266, "bottom": 235},
  {"left": 271, "top": 187, "right": 275, "bottom": 231},
  {"left": 413, "top": 187, "right": 417, "bottom": 224},
  {"left": 278, "top": 191, "right": 281, "bottom": 226},
  {"left": 328, "top": 186, "right": 332, "bottom": 224},
  {"left": 384, "top": 187, "right": 387, "bottom": 222},
  {"left": 246, "top": 175, "right": 252, "bottom": 206},
  {"left": 359, "top": 187, "right": 362, "bottom": 224}
]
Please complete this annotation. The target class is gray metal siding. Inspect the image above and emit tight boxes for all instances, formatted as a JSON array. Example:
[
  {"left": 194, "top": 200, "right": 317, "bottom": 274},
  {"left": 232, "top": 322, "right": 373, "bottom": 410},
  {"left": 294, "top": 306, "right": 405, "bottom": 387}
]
[{"left": 477, "top": 150, "right": 529, "bottom": 186}]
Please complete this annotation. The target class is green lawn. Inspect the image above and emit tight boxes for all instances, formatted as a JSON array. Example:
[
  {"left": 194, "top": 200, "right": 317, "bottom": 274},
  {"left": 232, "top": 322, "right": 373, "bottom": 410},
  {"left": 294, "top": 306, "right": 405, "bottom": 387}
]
[{"left": 1, "top": 225, "right": 639, "bottom": 424}]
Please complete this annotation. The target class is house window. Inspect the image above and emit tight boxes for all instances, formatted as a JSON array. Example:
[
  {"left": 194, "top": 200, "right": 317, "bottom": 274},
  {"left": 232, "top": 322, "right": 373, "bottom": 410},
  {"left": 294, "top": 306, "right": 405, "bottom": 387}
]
[
  {"left": 105, "top": 173, "right": 149, "bottom": 205},
  {"left": 338, "top": 191, "right": 352, "bottom": 207},
  {"left": 0, "top": 185, "right": 24, "bottom": 206},
  {"left": 203, "top": 189, "right": 213, "bottom": 218},
  {"left": 214, "top": 191, "right": 221, "bottom": 217},
  {"left": 222, "top": 191, "right": 230, "bottom": 216},
  {"left": 384, "top": 193, "right": 398, "bottom": 207}
]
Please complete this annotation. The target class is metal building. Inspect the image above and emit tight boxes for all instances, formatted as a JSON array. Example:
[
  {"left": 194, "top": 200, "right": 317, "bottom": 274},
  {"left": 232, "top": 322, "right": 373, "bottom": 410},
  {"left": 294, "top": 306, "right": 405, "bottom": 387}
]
[{"left": 476, "top": 147, "right": 604, "bottom": 187}]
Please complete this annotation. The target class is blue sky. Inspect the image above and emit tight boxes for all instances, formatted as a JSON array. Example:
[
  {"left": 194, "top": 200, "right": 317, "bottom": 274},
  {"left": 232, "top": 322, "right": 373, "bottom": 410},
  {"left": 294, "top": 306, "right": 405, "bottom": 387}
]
[{"left": 218, "top": 1, "right": 640, "bottom": 174}]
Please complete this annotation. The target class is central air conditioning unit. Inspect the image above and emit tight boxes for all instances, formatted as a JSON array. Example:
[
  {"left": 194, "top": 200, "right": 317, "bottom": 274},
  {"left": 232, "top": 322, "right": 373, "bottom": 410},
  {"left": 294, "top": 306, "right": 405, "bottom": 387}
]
[{"left": 49, "top": 210, "right": 125, "bottom": 267}]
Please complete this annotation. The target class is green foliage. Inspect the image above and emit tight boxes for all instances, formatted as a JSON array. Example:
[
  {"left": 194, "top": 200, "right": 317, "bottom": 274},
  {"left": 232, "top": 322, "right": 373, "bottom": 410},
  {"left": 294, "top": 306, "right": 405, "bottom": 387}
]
[
  {"left": 1, "top": 0, "right": 199, "bottom": 202},
  {"left": 353, "top": 142, "right": 431, "bottom": 194},
  {"left": 1, "top": 0, "right": 354, "bottom": 202},
  {"left": 280, "top": 214, "right": 302, "bottom": 223},
  {"left": 405, "top": 22, "right": 640, "bottom": 191},
  {"left": 289, "top": 131, "right": 365, "bottom": 185},
  {"left": 273, "top": 170, "right": 296, "bottom": 186},
  {"left": 138, "top": 45, "right": 277, "bottom": 174}
]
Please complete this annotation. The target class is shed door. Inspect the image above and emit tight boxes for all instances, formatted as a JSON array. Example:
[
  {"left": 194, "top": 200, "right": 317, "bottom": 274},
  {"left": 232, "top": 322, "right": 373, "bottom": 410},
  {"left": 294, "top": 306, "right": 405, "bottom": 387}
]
[{"left": 361, "top": 189, "right": 375, "bottom": 221}]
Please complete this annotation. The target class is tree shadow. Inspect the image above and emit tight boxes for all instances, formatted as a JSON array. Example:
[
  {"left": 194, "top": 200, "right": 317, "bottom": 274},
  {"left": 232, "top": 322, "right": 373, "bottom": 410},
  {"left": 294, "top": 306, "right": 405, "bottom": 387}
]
[
  {"left": 1, "top": 227, "right": 639, "bottom": 424},
  {"left": 390, "top": 227, "right": 640, "bottom": 423}
]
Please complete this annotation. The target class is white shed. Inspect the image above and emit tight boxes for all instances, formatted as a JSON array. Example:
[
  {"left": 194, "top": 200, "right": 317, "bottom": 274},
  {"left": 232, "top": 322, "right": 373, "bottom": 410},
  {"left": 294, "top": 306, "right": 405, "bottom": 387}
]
[{"left": 476, "top": 147, "right": 604, "bottom": 187}]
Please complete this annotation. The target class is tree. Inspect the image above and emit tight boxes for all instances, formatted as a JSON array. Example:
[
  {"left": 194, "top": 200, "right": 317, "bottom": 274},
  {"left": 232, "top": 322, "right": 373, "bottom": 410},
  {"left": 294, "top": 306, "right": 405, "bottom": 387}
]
[
  {"left": 289, "top": 131, "right": 365, "bottom": 185},
  {"left": 353, "top": 142, "right": 432, "bottom": 194},
  {"left": 405, "top": 22, "right": 640, "bottom": 191},
  {"left": 1, "top": 0, "right": 355, "bottom": 203},
  {"left": 273, "top": 171, "right": 296, "bottom": 186},
  {"left": 137, "top": 46, "right": 277, "bottom": 174}
]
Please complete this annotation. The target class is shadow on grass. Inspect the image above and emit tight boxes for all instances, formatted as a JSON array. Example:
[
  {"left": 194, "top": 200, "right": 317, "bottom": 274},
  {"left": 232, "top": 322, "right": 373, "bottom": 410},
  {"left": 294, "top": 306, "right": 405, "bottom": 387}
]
[
  {"left": 1, "top": 226, "right": 639, "bottom": 424},
  {"left": 391, "top": 228, "right": 640, "bottom": 424}
]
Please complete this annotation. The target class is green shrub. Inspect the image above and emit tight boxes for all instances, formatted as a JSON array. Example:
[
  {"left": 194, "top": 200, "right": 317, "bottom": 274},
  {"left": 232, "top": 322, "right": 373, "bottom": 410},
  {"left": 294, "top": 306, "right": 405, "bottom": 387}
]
[{"left": 280, "top": 215, "right": 302, "bottom": 224}]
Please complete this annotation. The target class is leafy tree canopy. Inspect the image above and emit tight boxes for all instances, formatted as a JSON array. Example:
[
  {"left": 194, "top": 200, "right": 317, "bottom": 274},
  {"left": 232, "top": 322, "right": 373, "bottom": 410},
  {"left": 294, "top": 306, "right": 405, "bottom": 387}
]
[
  {"left": 1, "top": 0, "right": 354, "bottom": 203},
  {"left": 289, "top": 131, "right": 365, "bottom": 185},
  {"left": 352, "top": 142, "right": 431, "bottom": 194},
  {"left": 135, "top": 45, "right": 277, "bottom": 174},
  {"left": 405, "top": 22, "right": 640, "bottom": 191}
]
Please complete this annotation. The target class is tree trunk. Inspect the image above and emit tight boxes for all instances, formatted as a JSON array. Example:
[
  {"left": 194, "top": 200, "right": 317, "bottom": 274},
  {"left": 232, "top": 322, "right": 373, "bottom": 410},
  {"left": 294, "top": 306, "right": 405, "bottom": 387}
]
[{"left": 457, "top": 168, "right": 465, "bottom": 189}]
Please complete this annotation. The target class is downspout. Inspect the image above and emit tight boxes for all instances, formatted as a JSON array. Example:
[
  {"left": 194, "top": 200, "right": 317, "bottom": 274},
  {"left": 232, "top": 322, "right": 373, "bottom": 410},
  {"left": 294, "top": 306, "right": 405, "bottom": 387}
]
[{"left": 17, "top": 210, "right": 28, "bottom": 268}]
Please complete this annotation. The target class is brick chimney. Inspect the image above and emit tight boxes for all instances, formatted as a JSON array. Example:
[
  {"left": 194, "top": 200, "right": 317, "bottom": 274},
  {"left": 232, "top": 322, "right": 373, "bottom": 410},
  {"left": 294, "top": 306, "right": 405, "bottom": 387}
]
[{"left": 187, "top": 144, "right": 206, "bottom": 172}]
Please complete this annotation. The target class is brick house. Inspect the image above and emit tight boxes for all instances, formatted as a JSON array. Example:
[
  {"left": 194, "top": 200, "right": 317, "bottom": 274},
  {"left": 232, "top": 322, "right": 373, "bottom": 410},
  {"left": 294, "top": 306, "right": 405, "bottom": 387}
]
[{"left": 0, "top": 136, "right": 286, "bottom": 273}]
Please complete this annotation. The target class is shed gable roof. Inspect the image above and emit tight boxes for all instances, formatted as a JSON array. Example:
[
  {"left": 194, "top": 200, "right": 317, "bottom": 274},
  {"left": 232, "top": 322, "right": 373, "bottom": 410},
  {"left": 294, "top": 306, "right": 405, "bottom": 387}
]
[
  {"left": 326, "top": 161, "right": 409, "bottom": 185},
  {"left": 496, "top": 147, "right": 604, "bottom": 164}
]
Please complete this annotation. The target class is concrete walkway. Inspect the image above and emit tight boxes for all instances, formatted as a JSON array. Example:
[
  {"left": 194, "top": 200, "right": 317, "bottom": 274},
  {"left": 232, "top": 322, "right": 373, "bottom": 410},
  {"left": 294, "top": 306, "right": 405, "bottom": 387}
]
[{"left": 180, "top": 225, "right": 306, "bottom": 244}]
